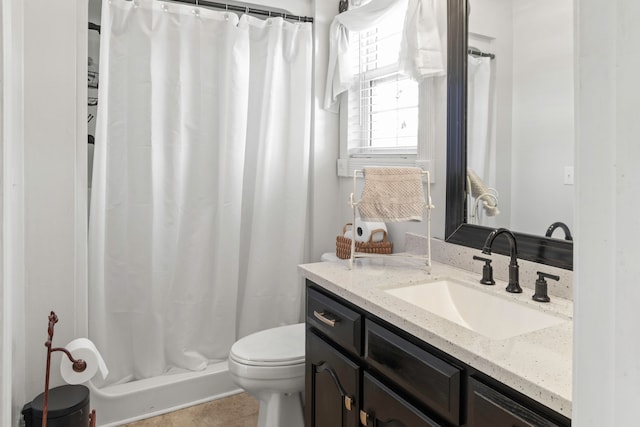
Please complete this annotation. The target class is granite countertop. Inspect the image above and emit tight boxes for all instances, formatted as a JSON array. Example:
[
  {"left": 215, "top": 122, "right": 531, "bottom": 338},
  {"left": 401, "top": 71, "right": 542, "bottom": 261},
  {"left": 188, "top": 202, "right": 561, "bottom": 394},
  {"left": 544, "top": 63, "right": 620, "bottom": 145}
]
[{"left": 299, "top": 257, "right": 573, "bottom": 418}]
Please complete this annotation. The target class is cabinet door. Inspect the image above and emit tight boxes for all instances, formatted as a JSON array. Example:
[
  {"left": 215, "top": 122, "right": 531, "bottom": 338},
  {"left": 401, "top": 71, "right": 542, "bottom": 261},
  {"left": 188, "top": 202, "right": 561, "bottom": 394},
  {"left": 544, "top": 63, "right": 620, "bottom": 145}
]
[
  {"left": 359, "top": 373, "right": 444, "bottom": 427},
  {"left": 306, "top": 330, "right": 360, "bottom": 427},
  {"left": 468, "top": 378, "right": 564, "bottom": 427}
]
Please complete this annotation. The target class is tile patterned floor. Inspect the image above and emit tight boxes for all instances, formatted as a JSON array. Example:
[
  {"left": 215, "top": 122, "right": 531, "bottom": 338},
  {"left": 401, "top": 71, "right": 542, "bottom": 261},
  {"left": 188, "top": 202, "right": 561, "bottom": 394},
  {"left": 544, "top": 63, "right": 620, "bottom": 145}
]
[{"left": 122, "top": 392, "right": 259, "bottom": 427}]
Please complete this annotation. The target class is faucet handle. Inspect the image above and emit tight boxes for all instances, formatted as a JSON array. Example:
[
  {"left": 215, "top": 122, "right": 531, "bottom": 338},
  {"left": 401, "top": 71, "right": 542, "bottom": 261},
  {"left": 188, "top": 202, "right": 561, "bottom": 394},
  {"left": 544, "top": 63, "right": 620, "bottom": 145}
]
[
  {"left": 473, "top": 255, "right": 495, "bottom": 286},
  {"left": 532, "top": 271, "right": 560, "bottom": 303}
]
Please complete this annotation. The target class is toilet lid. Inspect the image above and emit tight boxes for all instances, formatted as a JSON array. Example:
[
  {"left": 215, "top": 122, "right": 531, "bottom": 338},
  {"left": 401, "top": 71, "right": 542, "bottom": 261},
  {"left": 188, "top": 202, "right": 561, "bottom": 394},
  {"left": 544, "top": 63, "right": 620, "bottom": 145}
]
[{"left": 230, "top": 323, "right": 305, "bottom": 366}]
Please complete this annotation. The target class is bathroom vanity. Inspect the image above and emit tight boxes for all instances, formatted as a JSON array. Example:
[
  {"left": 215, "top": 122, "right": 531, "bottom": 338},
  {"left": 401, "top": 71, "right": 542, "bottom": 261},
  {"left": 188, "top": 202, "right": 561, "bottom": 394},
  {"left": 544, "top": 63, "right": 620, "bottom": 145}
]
[{"left": 301, "top": 258, "right": 572, "bottom": 426}]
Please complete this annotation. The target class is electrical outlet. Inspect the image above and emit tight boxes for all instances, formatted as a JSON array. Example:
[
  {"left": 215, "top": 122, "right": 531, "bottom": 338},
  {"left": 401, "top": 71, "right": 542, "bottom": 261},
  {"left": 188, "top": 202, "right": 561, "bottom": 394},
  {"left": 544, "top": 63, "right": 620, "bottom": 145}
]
[
  {"left": 564, "top": 166, "right": 574, "bottom": 185},
  {"left": 337, "top": 159, "right": 349, "bottom": 177}
]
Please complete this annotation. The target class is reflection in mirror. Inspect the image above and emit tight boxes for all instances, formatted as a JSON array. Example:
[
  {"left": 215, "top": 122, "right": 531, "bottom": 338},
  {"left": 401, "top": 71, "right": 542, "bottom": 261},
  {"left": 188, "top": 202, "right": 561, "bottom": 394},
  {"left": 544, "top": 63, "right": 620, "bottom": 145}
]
[
  {"left": 466, "top": 0, "right": 574, "bottom": 237},
  {"left": 445, "top": 0, "right": 573, "bottom": 270}
]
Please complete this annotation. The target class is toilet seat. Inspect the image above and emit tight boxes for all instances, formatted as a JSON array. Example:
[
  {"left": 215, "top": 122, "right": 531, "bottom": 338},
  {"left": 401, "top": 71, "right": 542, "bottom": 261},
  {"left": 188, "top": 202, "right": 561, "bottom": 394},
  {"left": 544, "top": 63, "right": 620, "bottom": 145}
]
[{"left": 230, "top": 323, "right": 305, "bottom": 367}]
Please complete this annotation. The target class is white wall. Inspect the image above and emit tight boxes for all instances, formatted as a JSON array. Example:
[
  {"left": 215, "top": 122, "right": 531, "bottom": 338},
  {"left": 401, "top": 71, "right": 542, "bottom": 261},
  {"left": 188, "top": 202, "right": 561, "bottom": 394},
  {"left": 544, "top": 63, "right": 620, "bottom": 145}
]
[
  {"left": 23, "top": 0, "right": 87, "bottom": 398},
  {"left": 0, "top": 0, "right": 4, "bottom": 422},
  {"left": 3, "top": 0, "right": 27, "bottom": 424},
  {"left": 3, "top": 0, "right": 88, "bottom": 424},
  {"left": 510, "top": 0, "right": 574, "bottom": 235},
  {"left": 573, "top": 0, "right": 640, "bottom": 424},
  {"left": 308, "top": 1, "right": 342, "bottom": 261}
]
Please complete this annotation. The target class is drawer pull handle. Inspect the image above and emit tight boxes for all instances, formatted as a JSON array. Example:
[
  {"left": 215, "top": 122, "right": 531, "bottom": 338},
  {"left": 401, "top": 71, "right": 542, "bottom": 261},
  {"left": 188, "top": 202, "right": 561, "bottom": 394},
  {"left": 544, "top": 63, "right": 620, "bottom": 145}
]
[
  {"left": 359, "top": 410, "right": 369, "bottom": 426},
  {"left": 344, "top": 395, "right": 353, "bottom": 411},
  {"left": 313, "top": 310, "right": 338, "bottom": 327}
]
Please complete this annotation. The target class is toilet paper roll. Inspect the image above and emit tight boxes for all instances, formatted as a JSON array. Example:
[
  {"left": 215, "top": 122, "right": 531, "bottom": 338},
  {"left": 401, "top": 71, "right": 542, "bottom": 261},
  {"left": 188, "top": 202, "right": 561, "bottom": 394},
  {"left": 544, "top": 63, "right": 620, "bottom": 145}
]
[
  {"left": 60, "top": 338, "right": 109, "bottom": 384},
  {"left": 344, "top": 219, "right": 387, "bottom": 242}
]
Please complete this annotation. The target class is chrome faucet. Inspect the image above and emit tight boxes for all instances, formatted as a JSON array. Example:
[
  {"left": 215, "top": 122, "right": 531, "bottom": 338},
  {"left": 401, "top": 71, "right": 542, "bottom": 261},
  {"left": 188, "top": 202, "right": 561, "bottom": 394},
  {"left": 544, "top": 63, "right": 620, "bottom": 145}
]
[
  {"left": 481, "top": 228, "right": 522, "bottom": 293},
  {"left": 545, "top": 221, "right": 573, "bottom": 241}
]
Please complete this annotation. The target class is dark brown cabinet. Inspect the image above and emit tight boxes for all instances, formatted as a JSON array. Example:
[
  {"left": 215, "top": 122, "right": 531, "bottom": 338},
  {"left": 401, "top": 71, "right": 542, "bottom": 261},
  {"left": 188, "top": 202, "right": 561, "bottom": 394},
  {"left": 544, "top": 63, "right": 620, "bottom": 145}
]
[
  {"left": 306, "top": 282, "right": 455, "bottom": 426},
  {"left": 360, "top": 373, "right": 443, "bottom": 427},
  {"left": 305, "top": 281, "right": 571, "bottom": 427},
  {"left": 467, "top": 378, "right": 562, "bottom": 427},
  {"left": 365, "top": 320, "right": 461, "bottom": 425}
]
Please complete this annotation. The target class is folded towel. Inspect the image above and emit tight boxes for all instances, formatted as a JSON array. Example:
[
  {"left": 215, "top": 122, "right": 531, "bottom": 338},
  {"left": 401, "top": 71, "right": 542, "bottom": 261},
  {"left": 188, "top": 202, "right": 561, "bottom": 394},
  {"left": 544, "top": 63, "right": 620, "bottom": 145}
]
[{"left": 358, "top": 167, "right": 426, "bottom": 222}]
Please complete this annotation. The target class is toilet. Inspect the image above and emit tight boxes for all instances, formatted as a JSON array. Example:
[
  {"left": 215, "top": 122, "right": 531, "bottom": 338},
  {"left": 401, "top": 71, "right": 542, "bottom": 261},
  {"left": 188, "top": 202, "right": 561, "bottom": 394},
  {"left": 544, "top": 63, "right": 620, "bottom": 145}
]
[
  {"left": 228, "top": 254, "right": 338, "bottom": 426},
  {"left": 228, "top": 322, "right": 306, "bottom": 427}
]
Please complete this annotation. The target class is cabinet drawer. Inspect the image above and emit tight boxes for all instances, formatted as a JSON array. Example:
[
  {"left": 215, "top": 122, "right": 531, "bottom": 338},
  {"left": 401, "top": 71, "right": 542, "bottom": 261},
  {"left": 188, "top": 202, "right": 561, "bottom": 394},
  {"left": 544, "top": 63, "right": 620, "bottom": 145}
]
[
  {"left": 468, "top": 378, "right": 562, "bottom": 427},
  {"left": 365, "top": 320, "right": 461, "bottom": 425},
  {"left": 360, "top": 372, "right": 444, "bottom": 427},
  {"left": 307, "top": 286, "right": 362, "bottom": 356}
]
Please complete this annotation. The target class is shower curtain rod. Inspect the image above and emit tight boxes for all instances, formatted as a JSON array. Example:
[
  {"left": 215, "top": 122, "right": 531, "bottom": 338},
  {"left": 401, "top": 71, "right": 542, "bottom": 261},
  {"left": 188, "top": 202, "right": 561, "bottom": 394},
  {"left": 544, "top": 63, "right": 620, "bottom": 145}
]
[
  {"left": 468, "top": 47, "right": 495, "bottom": 59},
  {"left": 163, "top": 0, "right": 314, "bottom": 22}
]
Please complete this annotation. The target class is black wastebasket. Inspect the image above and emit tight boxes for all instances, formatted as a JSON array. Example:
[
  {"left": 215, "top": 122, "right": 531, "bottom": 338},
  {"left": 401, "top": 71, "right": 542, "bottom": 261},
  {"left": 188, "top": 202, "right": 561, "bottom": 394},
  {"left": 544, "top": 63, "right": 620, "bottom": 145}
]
[{"left": 22, "top": 385, "right": 90, "bottom": 427}]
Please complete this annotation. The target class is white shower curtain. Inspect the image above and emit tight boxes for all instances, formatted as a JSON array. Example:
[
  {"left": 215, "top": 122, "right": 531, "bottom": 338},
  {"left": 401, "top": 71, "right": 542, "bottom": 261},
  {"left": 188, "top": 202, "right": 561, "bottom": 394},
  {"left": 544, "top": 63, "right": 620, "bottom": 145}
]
[
  {"left": 89, "top": 0, "right": 312, "bottom": 385},
  {"left": 467, "top": 55, "right": 494, "bottom": 183}
]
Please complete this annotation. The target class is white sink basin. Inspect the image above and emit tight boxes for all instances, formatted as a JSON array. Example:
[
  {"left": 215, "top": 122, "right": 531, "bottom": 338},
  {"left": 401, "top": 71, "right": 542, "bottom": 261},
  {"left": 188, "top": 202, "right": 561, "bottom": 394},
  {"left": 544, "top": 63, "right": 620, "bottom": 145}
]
[{"left": 385, "top": 278, "right": 567, "bottom": 340}]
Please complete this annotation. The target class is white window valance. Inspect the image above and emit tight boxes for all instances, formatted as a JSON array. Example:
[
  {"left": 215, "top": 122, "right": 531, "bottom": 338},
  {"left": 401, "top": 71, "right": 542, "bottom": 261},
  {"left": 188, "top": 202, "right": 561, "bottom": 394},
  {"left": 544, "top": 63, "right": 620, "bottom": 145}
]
[
  {"left": 324, "top": 0, "right": 407, "bottom": 112},
  {"left": 324, "top": 0, "right": 446, "bottom": 112}
]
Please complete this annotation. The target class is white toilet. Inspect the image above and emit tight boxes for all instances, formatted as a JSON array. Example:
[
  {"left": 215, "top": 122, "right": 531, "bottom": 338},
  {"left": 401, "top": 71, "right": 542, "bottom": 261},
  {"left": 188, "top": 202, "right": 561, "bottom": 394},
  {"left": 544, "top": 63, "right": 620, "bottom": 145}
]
[
  {"left": 228, "top": 254, "right": 338, "bottom": 426},
  {"left": 228, "top": 322, "right": 306, "bottom": 427}
]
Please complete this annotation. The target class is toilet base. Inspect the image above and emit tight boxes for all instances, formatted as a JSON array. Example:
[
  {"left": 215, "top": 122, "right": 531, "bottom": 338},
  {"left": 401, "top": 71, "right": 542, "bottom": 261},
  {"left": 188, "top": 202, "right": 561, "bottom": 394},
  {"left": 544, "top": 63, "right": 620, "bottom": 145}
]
[{"left": 253, "top": 391, "right": 304, "bottom": 427}]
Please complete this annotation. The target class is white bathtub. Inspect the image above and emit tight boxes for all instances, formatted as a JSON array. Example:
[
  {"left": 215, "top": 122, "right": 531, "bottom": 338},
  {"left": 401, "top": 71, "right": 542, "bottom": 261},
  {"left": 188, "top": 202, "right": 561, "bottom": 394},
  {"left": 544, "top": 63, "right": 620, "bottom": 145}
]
[{"left": 88, "top": 361, "right": 241, "bottom": 426}]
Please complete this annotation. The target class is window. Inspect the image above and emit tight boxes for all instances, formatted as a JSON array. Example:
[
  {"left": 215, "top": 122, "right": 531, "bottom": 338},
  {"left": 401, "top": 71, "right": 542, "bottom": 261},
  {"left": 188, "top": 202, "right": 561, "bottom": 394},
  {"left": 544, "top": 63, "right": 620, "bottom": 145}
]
[
  {"left": 347, "top": 9, "right": 419, "bottom": 157},
  {"left": 338, "top": 5, "right": 436, "bottom": 177}
]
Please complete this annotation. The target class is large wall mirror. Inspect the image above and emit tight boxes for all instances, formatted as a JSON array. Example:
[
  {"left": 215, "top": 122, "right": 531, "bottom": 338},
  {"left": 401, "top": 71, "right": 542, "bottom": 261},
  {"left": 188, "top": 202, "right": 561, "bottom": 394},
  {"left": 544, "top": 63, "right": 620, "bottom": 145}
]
[{"left": 445, "top": 0, "right": 573, "bottom": 270}]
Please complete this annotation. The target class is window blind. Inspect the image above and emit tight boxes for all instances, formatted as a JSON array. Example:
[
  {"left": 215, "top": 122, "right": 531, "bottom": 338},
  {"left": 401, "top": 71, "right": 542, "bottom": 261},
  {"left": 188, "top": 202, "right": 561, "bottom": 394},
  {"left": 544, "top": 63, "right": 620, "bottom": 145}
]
[{"left": 347, "top": 7, "right": 419, "bottom": 156}]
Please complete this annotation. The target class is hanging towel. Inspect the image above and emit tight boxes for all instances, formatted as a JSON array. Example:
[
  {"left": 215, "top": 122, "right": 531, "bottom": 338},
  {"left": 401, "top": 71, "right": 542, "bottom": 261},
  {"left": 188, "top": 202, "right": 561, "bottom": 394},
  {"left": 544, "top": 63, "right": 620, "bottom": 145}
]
[
  {"left": 399, "top": 0, "right": 446, "bottom": 81},
  {"left": 358, "top": 167, "right": 426, "bottom": 222},
  {"left": 467, "top": 168, "right": 500, "bottom": 217}
]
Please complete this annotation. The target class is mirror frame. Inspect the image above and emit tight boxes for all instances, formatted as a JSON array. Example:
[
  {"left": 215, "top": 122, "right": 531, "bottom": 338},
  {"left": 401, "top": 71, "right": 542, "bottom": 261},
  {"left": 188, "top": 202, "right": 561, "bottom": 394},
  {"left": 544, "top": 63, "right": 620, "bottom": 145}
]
[{"left": 444, "top": 0, "right": 573, "bottom": 270}]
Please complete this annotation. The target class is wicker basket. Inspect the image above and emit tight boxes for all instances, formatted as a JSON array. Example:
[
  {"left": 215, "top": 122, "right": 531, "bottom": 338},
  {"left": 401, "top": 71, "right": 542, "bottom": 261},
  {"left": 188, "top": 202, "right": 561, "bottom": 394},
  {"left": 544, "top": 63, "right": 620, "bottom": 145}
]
[{"left": 336, "top": 223, "right": 393, "bottom": 259}]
